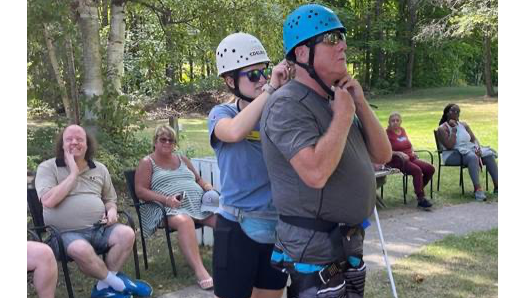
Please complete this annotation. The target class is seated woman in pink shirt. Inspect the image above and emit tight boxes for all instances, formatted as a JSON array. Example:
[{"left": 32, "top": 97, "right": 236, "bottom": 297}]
[{"left": 386, "top": 112, "right": 434, "bottom": 210}]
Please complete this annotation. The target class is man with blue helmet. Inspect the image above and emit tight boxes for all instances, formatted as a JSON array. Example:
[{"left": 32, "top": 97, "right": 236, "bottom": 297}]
[{"left": 260, "top": 4, "right": 391, "bottom": 297}]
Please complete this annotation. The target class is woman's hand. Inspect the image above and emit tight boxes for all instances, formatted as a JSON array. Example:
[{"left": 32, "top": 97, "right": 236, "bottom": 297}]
[
  {"left": 269, "top": 59, "right": 292, "bottom": 89},
  {"left": 475, "top": 146, "right": 482, "bottom": 157},
  {"left": 165, "top": 194, "right": 181, "bottom": 208},
  {"left": 394, "top": 152, "right": 409, "bottom": 161}
]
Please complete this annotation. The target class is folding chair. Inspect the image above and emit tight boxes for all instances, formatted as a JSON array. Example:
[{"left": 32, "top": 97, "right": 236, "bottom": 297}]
[
  {"left": 27, "top": 187, "right": 140, "bottom": 298},
  {"left": 123, "top": 169, "right": 203, "bottom": 277},
  {"left": 400, "top": 150, "right": 434, "bottom": 204},
  {"left": 434, "top": 130, "right": 491, "bottom": 195}
]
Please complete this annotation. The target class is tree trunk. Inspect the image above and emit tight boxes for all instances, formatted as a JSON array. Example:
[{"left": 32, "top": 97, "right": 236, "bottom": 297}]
[
  {"left": 364, "top": 5, "right": 372, "bottom": 90},
  {"left": 371, "top": 0, "right": 385, "bottom": 87},
  {"left": 64, "top": 34, "right": 80, "bottom": 124},
  {"left": 189, "top": 50, "right": 194, "bottom": 82},
  {"left": 102, "top": 0, "right": 109, "bottom": 27},
  {"left": 42, "top": 24, "right": 75, "bottom": 123},
  {"left": 483, "top": 34, "right": 495, "bottom": 97},
  {"left": 77, "top": 0, "right": 104, "bottom": 121},
  {"left": 107, "top": 0, "right": 126, "bottom": 94},
  {"left": 406, "top": 0, "right": 417, "bottom": 90},
  {"left": 165, "top": 32, "right": 177, "bottom": 86},
  {"left": 206, "top": 58, "right": 211, "bottom": 77}
]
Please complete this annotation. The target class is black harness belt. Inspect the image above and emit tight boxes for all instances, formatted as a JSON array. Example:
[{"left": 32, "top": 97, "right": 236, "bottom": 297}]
[{"left": 279, "top": 215, "right": 338, "bottom": 233}]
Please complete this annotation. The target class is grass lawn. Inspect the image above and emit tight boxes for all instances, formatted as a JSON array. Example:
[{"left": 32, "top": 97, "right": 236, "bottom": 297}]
[
  {"left": 27, "top": 86, "right": 498, "bottom": 297},
  {"left": 365, "top": 229, "right": 498, "bottom": 298}
]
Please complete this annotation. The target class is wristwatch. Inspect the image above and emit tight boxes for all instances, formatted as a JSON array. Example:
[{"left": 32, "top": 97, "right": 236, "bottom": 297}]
[{"left": 262, "top": 83, "right": 277, "bottom": 95}]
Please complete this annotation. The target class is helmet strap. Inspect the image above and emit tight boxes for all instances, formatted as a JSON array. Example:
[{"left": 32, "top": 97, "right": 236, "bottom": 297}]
[
  {"left": 232, "top": 71, "right": 255, "bottom": 103},
  {"left": 294, "top": 40, "right": 335, "bottom": 100}
]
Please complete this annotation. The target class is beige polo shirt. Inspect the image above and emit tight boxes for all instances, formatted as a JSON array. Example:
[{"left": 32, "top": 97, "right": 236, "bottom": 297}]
[{"left": 35, "top": 158, "right": 118, "bottom": 232}]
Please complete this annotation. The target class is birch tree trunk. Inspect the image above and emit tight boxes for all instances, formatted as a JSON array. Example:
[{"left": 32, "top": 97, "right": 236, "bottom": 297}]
[
  {"left": 77, "top": 0, "right": 104, "bottom": 120},
  {"left": 107, "top": 0, "right": 126, "bottom": 94},
  {"left": 64, "top": 34, "right": 80, "bottom": 124},
  {"left": 42, "top": 24, "right": 74, "bottom": 123}
]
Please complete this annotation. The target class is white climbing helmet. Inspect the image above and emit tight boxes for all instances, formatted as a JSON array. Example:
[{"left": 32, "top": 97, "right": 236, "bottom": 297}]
[{"left": 215, "top": 32, "right": 270, "bottom": 76}]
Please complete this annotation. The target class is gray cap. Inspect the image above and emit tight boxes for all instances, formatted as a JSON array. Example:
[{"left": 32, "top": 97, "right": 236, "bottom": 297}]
[{"left": 201, "top": 190, "right": 220, "bottom": 213}]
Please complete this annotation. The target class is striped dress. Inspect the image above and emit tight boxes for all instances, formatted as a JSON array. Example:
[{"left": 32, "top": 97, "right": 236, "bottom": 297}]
[{"left": 140, "top": 154, "right": 212, "bottom": 238}]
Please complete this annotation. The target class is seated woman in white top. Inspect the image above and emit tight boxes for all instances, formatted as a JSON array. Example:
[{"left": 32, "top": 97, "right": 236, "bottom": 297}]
[{"left": 436, "top": 103, "right": 498, "bottom": 201}]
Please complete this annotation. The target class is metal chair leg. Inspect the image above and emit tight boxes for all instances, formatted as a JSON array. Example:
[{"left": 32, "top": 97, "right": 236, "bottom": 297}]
[
  {"left": 430, "top": 177, "right": 433, "bottom": 199},
  {"left": 485, "top": 169, "right": 489, "bottom": 191},
  {"left": 165, "top": 228, "right": 177, "bottom": 277},
  {"left": 60, "top": 256, "right": 74, "bottom": 298},
  {"left": 132, "top": 239, "right": 140, "bottom": 279},
  {"left": 460, "top": 168, "right": 465, "bottom": 195},
  {"left": 403, "top": 174, "right": 408, "bottom": 204},
  {"left": 139, "top": 229, "right": 149, "bottom": 270},
  {"left": 437, "top": 164, "right": 441, "bottom": 191}
]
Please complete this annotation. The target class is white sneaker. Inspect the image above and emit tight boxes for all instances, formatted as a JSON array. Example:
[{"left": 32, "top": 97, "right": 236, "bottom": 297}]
[{"left": 474, "top": 190, "right": 486, "bottom": 201}]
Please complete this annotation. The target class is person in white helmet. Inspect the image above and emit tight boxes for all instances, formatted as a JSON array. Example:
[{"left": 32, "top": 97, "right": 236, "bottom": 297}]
[{"left": 207, "top": 32, "right": 291, "bottom": 298}]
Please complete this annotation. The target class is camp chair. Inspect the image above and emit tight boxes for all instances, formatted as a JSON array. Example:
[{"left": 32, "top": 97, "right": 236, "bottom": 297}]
[
  {"left": 433, "top": 130, "right": 492, "bottom": 194},
  {"left": 399, "top": 150, "right": 434, "bottom": 204},
  {"left": 433, "top": 129, "right": 468, "bottom": 194},
  {"left": 123, "top": 169, "right": 204, "bottom": 277},
  {"left": 27, "top": 187, "right": 140, "bottom": 298}
]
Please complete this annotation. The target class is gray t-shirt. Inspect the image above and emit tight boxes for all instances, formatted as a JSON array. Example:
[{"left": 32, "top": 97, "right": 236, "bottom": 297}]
[
  {"left": 35, "top": 158, "right": 117, "bottom": 232},
  {"left": 260, "top": 80, "right": 375, "bottom": 263}
]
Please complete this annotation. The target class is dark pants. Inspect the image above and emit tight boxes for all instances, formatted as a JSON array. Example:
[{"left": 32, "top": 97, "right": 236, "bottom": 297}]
[
  {"left": 212, "top": 214, "right": 288, "bottom": 298},
  {"left": 388, "top": 156, "right": 435, "bottom": 199}
]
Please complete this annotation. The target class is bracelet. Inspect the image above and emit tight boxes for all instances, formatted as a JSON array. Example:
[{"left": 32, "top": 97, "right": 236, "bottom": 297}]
[{"left": 262, "top": 83, "right": 277, "bottom": 95}]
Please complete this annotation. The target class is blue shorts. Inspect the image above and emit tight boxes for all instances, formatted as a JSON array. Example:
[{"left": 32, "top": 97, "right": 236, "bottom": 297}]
[
  {"left": 212, "top": 214, "right": 288, "bottom": 298},
  {"left": 47, "top": 223, "right": 122, "bottom": 261}
]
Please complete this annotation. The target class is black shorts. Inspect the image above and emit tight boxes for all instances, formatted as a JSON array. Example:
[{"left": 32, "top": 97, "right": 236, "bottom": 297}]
[{"left": 212, "top": 214, "right": 288, "bottom": 298}]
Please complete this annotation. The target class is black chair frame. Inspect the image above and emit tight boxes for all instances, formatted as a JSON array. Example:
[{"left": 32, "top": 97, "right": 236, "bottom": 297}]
[
  {"left": 124, "top": 169, "right": 203, "bottom": 277},
  {"left": 400, "top": 150, "right": 434, "bottom": 204},
  {"left": 433, "top": 130, "right": 489, "bottom": 195},
  {"left": 27, "top": 188, "right": 140, "bottom": 298}
]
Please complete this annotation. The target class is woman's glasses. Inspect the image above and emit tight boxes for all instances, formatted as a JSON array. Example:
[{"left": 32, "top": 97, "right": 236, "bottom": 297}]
[
  {"left": 314, "top": 30, "right": 346, "bottom": 46},
  {"left": 158, "top": 137, "right": 175, "bottom": 144},
  {"left": 238, "top": 68, "right": 272, "bottom": 83},
  {"left": 449, "top": 108, "right": 460, "bottom": 115}
]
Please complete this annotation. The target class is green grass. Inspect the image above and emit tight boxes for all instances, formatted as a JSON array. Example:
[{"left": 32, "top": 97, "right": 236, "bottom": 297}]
[
  {"left": 27, "top": 86, "right": 498, "bottom": 297},
  {"left": 365, "top": 229, "right": 498, "bottom": 298}
]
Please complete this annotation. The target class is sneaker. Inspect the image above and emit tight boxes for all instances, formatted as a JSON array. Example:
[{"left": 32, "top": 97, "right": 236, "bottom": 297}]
[
  {"left": 417, "top": 198, "right": 433, "bottom": 210},
  {"left": 474, "top": 190, "right": 487, "bottom": 201},
  {"left": 91, "top": 285, "right": 131, "bottom": 298},
  {"left": 117, "top": 272, "right": 153, "bottom": 297}
]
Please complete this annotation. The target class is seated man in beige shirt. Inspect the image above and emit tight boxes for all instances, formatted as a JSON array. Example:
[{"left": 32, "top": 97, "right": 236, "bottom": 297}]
[{"left": 35, "top": 125, "right": 152, "bottom": 298}]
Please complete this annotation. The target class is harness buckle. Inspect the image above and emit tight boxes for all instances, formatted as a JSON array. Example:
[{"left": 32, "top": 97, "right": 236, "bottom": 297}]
[{"left": 318, "top": 260, "right": 348, "bottom": 284}]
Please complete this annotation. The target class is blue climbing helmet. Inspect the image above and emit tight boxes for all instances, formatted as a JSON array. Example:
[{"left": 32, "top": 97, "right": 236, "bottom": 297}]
[
  {"left": 283, "top": 4, "right": 346, "bottom": 58},
  {"left": 283, "top": 4, "right": 347, "bottom": 99}
]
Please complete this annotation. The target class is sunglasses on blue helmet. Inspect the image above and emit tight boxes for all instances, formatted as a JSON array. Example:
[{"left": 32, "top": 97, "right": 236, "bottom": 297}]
[
  {"left": 238, "top": 67, "right": 272, "bottom": 83},
  {"left": 313, "top": 30, "right": 346, "bottom": 46}
]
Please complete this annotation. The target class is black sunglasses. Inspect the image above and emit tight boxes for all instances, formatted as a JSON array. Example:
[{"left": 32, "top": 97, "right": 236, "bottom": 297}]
[
  {"left": 158, "top": 137, "right": 175, "bottom": 144},
  {"left": 238, "top": 68, "right": 272, "bottom": 83},
  {"left": 314, "top": 30, "right": 346, "bottom": 46},
  {"left": 449, "top": 108, "right": 461, "bottom": 114}
]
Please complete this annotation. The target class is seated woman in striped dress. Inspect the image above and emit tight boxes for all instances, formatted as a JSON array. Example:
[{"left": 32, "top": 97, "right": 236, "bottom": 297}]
[{"left": 135, "top": 125, "right": 216, "bottom": 290}]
